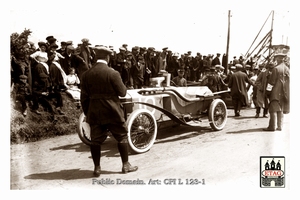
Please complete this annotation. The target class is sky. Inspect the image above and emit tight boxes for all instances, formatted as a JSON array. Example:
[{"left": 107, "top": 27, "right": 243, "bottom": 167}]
[{"left": 9, "top": 0, "right": 292, "bottom": 60}]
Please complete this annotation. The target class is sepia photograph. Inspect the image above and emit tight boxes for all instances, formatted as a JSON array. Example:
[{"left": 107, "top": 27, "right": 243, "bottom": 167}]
[{"left": 6, "top": 0, "right": 296, "bottom": 198}]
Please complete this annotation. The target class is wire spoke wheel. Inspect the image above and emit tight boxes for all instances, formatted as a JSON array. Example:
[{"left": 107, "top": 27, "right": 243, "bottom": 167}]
[
  {"left": 208, "top": 99, "right": 227, "bottom": 130},
  {"left": 127, "top": 109, "right": 157, "bottom": 153},
  {"left": 77, "top": 113, "right": 92, "bottom": 146}
]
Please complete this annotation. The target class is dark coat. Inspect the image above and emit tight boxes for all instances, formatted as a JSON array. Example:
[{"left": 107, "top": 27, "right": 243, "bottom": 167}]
[
  {"left": 32, "top": 62, "right": 51, "bottom": 88},
  {"left": 80, "top": 61, "right": 127, "bottom": 125},
  {"left": 212, "top": 56, "right": 221, "bottom": 66},
  {"left": 228, "top": 70, "right": 253, "bottom": 106},
  {"left": 61, "top": 53, "right": 88, "bottom": 81},
  {"left": 268, "top": 62, "right": 290, "bottom": 113}
]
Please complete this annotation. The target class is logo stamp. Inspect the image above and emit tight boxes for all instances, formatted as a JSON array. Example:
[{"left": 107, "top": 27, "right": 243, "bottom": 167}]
[{"left": 260, "top": 156, "right": 285, "bottom": 188}]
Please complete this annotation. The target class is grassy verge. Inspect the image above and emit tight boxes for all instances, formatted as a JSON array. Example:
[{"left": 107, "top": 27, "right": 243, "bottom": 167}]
[{"left": 10, "top": 92, "right": 82, "bottom": 144}]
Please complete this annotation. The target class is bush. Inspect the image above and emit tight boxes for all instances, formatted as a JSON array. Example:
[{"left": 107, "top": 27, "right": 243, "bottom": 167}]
[{"left": 10, "top": 92, "right": 82, "bottom": 144}]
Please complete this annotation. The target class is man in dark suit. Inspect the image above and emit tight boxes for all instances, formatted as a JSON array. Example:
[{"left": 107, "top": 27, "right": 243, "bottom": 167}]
[
  {"left": 80, "top": 46, "right": 138, "bottom": 177},
  {"left": 263, "top": 52, "right": 290, "bottom": 131},
  {"left": 228, "top": 64, "right": 254, "bottom": 116},
  {"left": 212, "top": 53, "right": 221, "bottom": 67}
]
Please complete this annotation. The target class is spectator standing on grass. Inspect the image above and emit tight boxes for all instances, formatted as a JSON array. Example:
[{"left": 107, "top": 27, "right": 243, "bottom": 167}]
[{"left": 12, "top": 75, "right": 31, "bottom": 116}]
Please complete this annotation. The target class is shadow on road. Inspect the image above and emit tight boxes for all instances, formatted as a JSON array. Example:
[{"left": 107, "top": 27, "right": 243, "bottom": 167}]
[
  {"left": 49, "top": 139, "right": 121, "bottom": 158},
  {"left": 154, "top": 125, "right": 210, "bottom": 144},
  {"left": 49, "top": 142, "right": 90, "bottom": 152},
  {"left": 227, "top": 115, "right": 256, "bottom": 120},
  {"left": 226, "top": 127, "right": 265, "bottom": 134},
  {"left": 24, "top": 168, "right": 121, "bottom": 180}
]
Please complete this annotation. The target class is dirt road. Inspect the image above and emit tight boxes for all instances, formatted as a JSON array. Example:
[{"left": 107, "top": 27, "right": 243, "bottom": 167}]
[{"left": 10, "top": 108, "right": 290, "bottom": 191}]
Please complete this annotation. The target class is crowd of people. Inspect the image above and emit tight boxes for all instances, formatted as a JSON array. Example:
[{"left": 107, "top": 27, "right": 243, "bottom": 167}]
[
  {"left": 10, "top": 34, "right": 290, "bottom": 176},
  {"left": 10, "top": 35, "right": 289, "bottom": 126}
]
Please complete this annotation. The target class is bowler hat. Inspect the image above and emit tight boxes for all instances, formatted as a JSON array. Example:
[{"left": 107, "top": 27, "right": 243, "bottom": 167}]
[
  {"left": 162, "top": 47, "right": 168, "bottom": 51},
  {"left": 48, "top": 37, "right": 57, "bottom": 44},
  {"left": 46, "top": 36, "right": 54, "bottom": 41},
  {"left": 61, "top": 41, "right": 67, "bottom": 46},
  {"left": 148, "top": 47, "right": 155, "bottom": 52}
]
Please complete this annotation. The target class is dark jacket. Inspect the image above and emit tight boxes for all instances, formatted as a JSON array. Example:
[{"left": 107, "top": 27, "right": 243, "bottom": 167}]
[
  {"left": 228, "top": 70, "right": 253, "bottom": 106},
  {"left": 80, "top": 61, "right": 127, "bottom": 125}
]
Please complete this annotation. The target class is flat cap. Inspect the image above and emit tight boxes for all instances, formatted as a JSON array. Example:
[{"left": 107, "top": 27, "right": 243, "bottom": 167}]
[
  {"left": 215, "top": 65, "right": 224, "bottom": 69},
  {"left": 235, "top": 64, "right": 243, "bottom": 69},
  {"left": 66, "top": 41, "right": 73, "bottom": 46},
  {"left": 67, "top": 45, "right": 75, "bottom": 50},
  {"left": 81, "top": 38, "right": 91, "bottom": 44},
  {"left": 132, "top": 46, "right": 140, "bottom": 51},
  {"left": 93, "top": 46, "right": 113, "bottom": 56},
  {"left": 19, "top": 75, "right": 27, "bottom": 79}
]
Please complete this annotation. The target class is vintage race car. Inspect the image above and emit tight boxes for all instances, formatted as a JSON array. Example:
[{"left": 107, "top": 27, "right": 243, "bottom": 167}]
[{"left": 77, "top": 83, "right": 229, "bottom": 154}]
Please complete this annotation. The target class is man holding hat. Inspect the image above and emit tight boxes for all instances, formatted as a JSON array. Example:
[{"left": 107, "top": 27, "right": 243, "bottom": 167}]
[
  {"left": 263, "top": 47, "right": 290, "bottom": 131},
  {"left": 228, "top": 64, "right": 254, "bottom": 116},
  {"left": 80, "top": 46, "right": 138, "bottom": 177}
]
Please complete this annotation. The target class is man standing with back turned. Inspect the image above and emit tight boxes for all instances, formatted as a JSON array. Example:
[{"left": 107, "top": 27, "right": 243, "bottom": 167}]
[{"left": 80, "top": 46, "right": 138, "bottom": 177}]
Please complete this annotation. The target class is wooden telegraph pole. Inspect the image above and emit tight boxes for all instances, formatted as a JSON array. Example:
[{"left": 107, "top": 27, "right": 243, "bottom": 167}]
[
  {"left": 269, "top": 10, "right": 274, "bottom": 57},
  {"left": 225, "top": 10, "right": 231, "bottom": 74}
]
